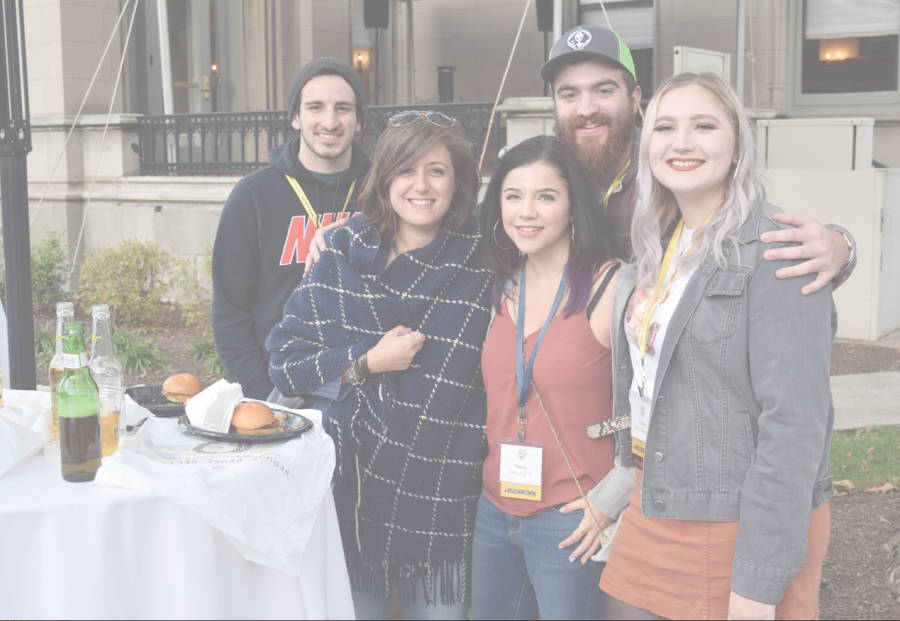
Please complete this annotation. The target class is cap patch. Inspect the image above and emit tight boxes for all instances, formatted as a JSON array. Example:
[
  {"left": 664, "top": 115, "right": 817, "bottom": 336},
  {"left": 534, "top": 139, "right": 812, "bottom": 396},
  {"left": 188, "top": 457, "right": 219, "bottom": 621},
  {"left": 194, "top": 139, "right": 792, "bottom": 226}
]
[{"left": 567, "top": 27, "right": 592, "bottom": 51}]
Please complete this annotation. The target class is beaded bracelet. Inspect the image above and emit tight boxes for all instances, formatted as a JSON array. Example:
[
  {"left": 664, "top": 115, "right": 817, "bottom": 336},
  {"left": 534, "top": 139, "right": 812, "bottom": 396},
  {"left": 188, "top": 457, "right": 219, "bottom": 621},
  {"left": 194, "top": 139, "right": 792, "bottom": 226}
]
[{"left": 347, "top": 362, "right": 365, "bottom": 386}]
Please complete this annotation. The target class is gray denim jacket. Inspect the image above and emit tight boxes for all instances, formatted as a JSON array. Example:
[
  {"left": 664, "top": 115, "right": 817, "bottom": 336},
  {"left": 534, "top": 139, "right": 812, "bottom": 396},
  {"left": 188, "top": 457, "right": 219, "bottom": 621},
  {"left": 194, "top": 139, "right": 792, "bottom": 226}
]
[{"left": 604, "top": 200, "right": 837, "bottom": 604}]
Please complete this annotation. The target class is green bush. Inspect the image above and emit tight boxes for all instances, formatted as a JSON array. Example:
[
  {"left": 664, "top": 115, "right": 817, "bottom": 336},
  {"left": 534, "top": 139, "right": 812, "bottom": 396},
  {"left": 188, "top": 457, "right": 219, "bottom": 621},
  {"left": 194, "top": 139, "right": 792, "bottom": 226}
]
[
  {"left": 187, "top": 333, "right": 225, "bottom": 378},
  {"left": 0, "top": 231, "right": 69, "bottom": 314},
  {"left": 204, "top": 349, "right": 225, "bottom": 377},
  {"left": 177, "top": 243, "right": 213, "bottom": 336},
  {"left": 31, "top": 231, "right": 69, "bottom": 314},
  {"left": 76, "top": 240, "right": 184, "bottom": 324},
  {"left": 113, "top": 328, "right": 166, "bottom": 374},
  {"left": 187, "top": 333, "right": 216, "bottom": 362},
  {"left": 34, "top": 324, "right": 56, "bottom": 367},
  {"left": 179, "top": 244, "right": 224, "bottom": 377}
]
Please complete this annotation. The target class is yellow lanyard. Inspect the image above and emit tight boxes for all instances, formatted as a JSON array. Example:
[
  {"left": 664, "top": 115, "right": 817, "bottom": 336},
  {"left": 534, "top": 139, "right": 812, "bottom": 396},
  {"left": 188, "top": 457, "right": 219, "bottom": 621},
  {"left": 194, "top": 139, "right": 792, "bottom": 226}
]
[
  {"left": 602, "top": 159, "right": 631, "bottom": 215},
  {"left": 636, "top": 210, "right": 715, "bottom": 395},
  {"left": 285, "top": 175, "right": 357, "bottom": 228}
]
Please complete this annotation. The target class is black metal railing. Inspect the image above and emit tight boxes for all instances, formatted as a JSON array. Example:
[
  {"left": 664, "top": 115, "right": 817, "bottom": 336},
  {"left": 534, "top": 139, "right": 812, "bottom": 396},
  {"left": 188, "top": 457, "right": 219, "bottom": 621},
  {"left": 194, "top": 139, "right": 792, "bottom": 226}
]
[
  {"left": 356, "top": 102, "right": 505, "bottom": 171},
  {"left": 136, "top": 110, "right": 291, "bottom": 176},
  {"left": 136, "top": 102, "right": 505, "bottom": 176}
]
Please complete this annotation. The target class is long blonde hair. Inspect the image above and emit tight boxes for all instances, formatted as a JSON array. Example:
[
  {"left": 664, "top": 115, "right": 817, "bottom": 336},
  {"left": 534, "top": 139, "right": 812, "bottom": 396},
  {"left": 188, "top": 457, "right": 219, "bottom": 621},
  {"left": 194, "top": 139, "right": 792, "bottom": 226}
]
[{"left": 632, "top": 72, "right": 765, "bottom": 288}]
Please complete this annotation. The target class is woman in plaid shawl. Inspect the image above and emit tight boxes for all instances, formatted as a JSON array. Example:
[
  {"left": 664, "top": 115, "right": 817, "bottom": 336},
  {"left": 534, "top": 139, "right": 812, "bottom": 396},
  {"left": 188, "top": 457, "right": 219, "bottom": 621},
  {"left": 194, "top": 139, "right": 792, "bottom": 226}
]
[{"left": 267, "top": 112, "right": 492, "bottom": 619}]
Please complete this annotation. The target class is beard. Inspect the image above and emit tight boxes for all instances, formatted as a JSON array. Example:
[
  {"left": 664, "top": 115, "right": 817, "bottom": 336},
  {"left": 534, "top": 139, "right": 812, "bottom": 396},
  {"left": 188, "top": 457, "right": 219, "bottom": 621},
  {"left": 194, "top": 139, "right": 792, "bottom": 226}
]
[
  {"left": 299, "top": 125, "right": 353, "bottom": 161},
  {"left": 555, "top": 104, "right": 636, "bottom": 180}
]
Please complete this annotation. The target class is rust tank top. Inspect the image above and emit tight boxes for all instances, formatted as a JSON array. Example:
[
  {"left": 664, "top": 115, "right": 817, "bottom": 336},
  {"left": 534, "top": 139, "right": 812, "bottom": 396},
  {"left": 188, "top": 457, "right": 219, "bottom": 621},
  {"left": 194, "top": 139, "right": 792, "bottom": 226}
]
[{"left": 481, "top": 281, "right": 615, "bottom": 517}]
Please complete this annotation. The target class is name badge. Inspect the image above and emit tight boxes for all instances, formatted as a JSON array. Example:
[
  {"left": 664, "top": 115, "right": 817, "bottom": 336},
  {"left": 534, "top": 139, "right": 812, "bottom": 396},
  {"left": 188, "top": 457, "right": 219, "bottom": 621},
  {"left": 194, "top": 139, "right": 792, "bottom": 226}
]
[
  {"left": 629, "top": 389, "right": 652, "bottom": 470},
  {"left": 499, "top": 437, "right": 543, "bottom": 501}
]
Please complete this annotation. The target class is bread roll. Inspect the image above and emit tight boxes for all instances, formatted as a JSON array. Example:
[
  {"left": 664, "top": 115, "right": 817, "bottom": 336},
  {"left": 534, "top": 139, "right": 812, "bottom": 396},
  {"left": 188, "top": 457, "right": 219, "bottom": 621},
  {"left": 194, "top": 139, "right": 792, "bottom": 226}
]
[
  {"left": 232, "top": 401, "right": 279, "bottom": 435},
  {"left": 162, "top": 373, "right": 203, "bottom": 403}
]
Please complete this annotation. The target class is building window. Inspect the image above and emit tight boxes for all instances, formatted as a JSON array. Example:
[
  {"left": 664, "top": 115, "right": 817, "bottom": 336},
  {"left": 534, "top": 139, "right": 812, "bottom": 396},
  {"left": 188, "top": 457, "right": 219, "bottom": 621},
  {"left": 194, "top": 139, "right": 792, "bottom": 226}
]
[
  {"left": 801, "top": 0, "right": 900, "bottom": 94},
  {"left": 579, "top": 0, "right": 654, "bottom": 100}
]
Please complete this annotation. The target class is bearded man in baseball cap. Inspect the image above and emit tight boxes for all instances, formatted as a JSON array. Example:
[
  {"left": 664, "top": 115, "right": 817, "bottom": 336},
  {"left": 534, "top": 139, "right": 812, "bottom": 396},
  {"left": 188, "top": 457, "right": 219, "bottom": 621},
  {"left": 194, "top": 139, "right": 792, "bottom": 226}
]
[{"left": 543, "top": 24, "right": 856, "bottom": 289}]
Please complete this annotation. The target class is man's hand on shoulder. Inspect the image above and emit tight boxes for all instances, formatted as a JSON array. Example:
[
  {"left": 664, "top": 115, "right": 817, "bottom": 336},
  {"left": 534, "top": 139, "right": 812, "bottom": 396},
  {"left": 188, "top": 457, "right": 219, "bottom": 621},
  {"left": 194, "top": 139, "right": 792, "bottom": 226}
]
[
  {"left": 303, "top": 219, "right": 348, "bottom": 275},
  {"left": 759, "top": 212, "right": 851, "bottom": 296}
]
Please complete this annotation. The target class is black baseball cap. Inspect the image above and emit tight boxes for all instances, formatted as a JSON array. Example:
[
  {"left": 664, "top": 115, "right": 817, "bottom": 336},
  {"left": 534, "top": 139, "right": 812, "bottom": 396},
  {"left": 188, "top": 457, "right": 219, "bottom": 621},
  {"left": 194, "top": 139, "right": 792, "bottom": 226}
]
[{"left": 541, "top": 25, "right": 637, "bottom": 86}]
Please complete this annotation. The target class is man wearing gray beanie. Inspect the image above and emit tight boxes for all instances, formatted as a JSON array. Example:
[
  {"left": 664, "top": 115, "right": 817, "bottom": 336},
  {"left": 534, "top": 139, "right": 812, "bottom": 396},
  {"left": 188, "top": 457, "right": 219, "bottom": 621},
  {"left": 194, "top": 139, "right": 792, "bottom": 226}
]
[{"left": 212, "top": 58, "right": 372, "bottom": 401}]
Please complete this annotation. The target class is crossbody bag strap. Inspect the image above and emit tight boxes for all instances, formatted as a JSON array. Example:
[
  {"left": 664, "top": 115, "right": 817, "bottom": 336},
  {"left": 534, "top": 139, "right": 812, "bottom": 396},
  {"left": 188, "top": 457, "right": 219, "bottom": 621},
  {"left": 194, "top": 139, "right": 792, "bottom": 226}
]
[{"left": 529, "top": 379, "right": 610, "bottom": 547}]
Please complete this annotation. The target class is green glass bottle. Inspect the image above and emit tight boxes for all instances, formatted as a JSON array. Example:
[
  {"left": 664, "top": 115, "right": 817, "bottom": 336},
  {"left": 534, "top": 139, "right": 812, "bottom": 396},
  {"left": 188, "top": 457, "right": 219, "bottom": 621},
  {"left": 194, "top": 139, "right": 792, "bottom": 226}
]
[{"left": 58, "top": 322, "right": 101, "bottom": 482}]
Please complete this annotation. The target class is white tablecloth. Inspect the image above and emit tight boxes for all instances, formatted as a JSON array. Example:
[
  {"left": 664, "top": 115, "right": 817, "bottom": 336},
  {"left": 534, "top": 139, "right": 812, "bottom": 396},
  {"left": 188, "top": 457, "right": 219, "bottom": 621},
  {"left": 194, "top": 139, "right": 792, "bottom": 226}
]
[{"left": 0, "top": 449, "right": 355, "bottom": 620}]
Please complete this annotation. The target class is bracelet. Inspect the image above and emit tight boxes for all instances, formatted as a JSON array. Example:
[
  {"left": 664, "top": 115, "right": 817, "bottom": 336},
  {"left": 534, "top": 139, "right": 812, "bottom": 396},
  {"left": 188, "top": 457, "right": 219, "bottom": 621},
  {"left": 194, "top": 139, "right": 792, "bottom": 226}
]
[
  {"left": 347, "top": 362, "right": 365, "bottom": 386},
  {"left": 839, "top": 231, "right": 854, "bottom": 270},
  {"left": 358, "top": 351, "right": 371, "bottom": 377}
]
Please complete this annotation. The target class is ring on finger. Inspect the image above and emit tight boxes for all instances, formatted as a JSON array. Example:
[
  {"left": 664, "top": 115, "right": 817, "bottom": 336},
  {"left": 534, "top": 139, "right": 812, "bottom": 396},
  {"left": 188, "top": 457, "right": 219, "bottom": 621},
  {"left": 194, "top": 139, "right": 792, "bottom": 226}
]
[{"left": 577, "top": 525, "right": 585, "bottom": 534}]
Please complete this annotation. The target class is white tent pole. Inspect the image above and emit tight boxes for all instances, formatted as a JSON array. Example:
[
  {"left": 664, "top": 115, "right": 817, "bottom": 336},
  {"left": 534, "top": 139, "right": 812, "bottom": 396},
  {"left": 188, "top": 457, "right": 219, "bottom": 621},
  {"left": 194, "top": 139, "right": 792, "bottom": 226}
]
[
  {"left": 158, "top": 0, "right": 174, "bottom": 115},
  {"left": 552, "top": 0, "right": 562, "bottom": 45},
  {"left": 157, "top": 0, "right": 176, "bottom": 165}
]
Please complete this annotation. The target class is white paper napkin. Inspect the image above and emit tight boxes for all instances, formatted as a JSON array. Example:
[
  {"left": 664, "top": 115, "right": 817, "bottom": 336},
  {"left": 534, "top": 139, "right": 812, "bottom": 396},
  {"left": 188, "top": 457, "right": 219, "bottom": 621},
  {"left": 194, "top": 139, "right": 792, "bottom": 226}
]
[
  {"left": 0, "top": 393, "right": 52, "bottom": 478},
  {"left": 184, "top": 379, "right": 243, "bottom": 432},
  {"left": 124, "top": 394, "right": 153, "bottom": 426}
]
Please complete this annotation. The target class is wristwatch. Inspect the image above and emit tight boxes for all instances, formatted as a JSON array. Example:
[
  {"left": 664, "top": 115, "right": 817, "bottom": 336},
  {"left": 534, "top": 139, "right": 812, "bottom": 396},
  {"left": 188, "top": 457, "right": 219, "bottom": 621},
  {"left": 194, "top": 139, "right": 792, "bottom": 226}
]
[{"left": 348, "top": 353, "right": 371, "bottom": 386}]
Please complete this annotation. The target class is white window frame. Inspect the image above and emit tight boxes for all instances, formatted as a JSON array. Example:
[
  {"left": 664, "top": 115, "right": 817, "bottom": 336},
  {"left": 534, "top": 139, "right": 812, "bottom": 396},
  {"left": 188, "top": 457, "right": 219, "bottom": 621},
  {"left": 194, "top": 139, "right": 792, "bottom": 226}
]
[{"left": 789, "top": 1, "right": 900, "bottom": 116}]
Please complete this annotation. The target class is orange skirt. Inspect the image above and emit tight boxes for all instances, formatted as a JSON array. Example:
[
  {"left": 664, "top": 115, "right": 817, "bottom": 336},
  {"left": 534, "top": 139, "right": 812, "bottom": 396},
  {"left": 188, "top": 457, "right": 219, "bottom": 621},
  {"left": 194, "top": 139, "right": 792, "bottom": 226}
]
[{"left": 600, "top": 470, "right": 831, "bottom": 620}]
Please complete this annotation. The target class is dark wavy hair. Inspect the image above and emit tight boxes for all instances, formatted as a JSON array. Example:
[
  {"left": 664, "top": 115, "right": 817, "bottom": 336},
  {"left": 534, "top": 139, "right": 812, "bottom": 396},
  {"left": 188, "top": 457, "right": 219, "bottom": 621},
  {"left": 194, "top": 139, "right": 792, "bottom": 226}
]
[
  {"left": 480, "top": 135, "right": 613, "bottom": 316},
  {"left": 358, "top": 116, "right": 479, "bottom": 243}
]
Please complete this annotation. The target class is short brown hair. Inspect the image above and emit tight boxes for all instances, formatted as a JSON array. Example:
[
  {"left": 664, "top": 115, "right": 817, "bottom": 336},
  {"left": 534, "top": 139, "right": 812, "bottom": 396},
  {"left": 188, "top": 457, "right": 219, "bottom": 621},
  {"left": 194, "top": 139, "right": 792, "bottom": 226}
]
[{"left": 359, "top": 117, "right": 480, "bottom": 241}]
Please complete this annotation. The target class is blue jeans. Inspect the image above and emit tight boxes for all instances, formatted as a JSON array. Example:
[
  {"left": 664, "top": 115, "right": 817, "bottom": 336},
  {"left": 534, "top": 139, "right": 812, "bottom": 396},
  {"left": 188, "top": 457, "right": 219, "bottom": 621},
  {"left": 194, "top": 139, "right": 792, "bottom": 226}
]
[
  {"left": 351, "top": 581, "right": 470, "bottom": 620},
  {"left": 472, "top": 493, "right": 605, "bottom": 620}
]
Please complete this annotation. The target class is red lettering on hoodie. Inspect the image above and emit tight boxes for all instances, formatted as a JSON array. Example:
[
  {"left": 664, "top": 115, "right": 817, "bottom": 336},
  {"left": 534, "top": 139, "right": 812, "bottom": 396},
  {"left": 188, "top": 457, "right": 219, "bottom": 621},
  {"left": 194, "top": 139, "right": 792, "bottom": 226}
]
[{"left": 279, "top": 212, "right": 358, "bottom": 266}]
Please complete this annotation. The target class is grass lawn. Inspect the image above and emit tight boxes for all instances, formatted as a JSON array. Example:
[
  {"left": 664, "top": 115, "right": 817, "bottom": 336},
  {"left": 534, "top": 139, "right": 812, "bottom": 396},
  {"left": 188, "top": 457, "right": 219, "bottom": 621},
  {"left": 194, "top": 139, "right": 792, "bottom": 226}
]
[{"left": 829, "top": 426, "right": 900, "bottom": 491}]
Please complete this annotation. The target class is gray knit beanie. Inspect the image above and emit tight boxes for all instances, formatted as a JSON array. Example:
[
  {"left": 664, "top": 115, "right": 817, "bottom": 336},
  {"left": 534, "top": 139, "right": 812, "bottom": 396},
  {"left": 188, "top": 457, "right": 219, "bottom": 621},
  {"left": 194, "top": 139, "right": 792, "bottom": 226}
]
[{"left": 286, "top": 58, "right": 366, "bottom": 124}]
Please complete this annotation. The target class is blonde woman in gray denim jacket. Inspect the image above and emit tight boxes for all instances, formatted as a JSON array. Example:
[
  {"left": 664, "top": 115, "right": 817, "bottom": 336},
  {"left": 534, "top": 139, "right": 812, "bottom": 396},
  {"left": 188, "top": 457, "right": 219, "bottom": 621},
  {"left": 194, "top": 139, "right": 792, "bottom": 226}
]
[{"left": 598, "top": 72, "right": 835, "bottom": 620}]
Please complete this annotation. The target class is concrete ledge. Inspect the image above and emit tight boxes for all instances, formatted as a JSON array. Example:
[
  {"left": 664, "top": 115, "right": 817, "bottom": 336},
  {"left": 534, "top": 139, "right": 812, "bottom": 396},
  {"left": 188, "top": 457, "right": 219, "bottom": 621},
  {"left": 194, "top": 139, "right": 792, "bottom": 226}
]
[
  {"left": 831, "top": 371, "right": 900, "bottom": 430},
  {"left": 25, "top": 176, "right": 238, "bottom": 206},
  {"left": 836, "top": 328, "right": 900, "bottom": 350},
  {"left": 31, "top": 114, "right": 141, "bottom": 130},
  {"left": 497, "top": 96, "right": 554, "bottom": 113}
]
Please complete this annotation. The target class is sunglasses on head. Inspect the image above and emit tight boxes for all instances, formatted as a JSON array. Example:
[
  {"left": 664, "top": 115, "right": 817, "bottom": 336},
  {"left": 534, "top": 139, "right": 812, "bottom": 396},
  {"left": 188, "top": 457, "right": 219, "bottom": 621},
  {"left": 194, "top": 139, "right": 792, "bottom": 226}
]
[{"left": 388, "top": 111, "right": 458, "bottom": 129}]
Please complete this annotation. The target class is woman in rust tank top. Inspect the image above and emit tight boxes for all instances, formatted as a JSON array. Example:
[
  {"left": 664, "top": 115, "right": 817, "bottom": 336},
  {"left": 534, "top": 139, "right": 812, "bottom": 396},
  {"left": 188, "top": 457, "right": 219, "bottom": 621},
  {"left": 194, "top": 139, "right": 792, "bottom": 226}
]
[{"left": 471, "top": 136, "right": 633, "bottom": 620}]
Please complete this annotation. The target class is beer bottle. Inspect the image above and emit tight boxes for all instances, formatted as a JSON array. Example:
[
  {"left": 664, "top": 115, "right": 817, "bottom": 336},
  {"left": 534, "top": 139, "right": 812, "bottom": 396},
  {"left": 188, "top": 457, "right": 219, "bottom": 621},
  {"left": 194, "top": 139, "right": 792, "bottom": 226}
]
[
  {"left": 89, "top": 305, "right": 124, "bottom": 456},
  {"left": 58, "top": 322, "right": 101, "bottom": 482},
  {"left": 48, "top": 302, "right": 75, "bottom": 441}
]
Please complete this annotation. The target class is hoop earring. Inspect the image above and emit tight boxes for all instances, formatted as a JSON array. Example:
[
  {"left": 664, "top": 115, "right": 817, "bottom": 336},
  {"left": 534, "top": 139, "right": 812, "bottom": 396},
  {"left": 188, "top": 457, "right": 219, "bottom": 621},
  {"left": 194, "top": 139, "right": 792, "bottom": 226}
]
[
  {"left": 493, "top": 219, "right": 514, "bottom": 250},
  {"left": 571, "top": 222, "right": 575, "bottom": 246}
]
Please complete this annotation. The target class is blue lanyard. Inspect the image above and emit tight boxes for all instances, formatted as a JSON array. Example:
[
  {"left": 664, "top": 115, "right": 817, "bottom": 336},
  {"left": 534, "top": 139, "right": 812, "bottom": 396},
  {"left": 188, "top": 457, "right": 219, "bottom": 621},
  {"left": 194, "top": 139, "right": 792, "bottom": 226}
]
[{"left": 515, "top": 262, "right": 569, "bottom": 440}]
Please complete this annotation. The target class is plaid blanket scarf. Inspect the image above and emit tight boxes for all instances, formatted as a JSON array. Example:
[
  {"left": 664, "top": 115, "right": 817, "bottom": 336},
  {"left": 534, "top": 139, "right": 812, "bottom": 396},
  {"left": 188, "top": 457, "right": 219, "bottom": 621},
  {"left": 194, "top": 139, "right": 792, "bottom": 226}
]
[{"left": 267, "top": 214, "right": 492, "bottom": 604}]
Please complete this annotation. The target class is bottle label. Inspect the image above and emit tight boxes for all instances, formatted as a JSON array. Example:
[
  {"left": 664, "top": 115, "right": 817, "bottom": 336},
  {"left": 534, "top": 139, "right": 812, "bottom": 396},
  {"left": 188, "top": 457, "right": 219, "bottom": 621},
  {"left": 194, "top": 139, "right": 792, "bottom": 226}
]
[{"left": 63, "top": 352, "right": 89, "bottom": 369}]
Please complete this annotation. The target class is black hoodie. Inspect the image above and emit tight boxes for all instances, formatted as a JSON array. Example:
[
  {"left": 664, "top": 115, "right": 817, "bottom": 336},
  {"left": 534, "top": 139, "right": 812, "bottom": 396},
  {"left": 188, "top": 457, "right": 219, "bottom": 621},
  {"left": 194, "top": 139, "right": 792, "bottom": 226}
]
[{"left": 212, "top": 136, "right": 372, "bottom": 399}]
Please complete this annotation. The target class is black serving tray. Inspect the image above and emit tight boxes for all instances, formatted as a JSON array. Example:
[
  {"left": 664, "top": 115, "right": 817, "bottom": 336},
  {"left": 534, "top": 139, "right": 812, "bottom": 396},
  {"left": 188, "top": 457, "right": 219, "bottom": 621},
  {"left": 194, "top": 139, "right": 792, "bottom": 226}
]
[
  {"left": 126, "top": 384, "right": 186, "bottom": 418},
  {"left": 177, "top": 405, "right": 313, "bottom": 444}
]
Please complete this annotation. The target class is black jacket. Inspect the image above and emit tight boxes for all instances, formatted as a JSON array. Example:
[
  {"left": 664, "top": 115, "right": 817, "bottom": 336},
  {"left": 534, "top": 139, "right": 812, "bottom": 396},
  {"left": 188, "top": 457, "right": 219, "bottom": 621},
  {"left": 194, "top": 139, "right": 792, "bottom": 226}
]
[{"left": 211, "top": 136, "right": 372, "bottom": 399}]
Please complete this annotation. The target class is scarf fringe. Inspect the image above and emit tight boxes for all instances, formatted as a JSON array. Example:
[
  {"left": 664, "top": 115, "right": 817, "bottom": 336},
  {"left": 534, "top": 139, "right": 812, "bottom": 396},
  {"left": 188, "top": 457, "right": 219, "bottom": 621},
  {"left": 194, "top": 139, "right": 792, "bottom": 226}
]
[
  {"left": 341, "top": 510, "right": 468, "bottom": 606},
  {"left": 347, "top": 555, "right": 466, "bottom": 607}
]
